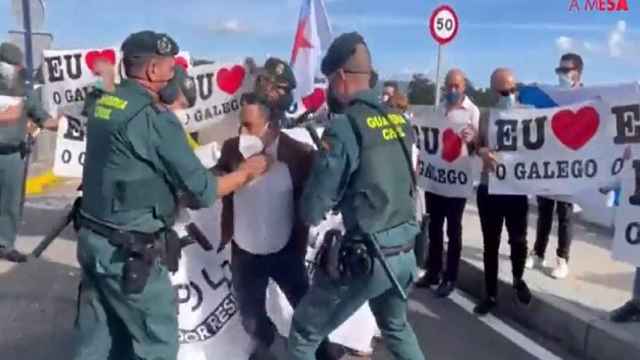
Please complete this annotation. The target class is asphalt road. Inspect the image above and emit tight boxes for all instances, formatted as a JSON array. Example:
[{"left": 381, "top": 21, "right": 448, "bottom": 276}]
[{"left": 0, "top": 194, "right": 582, "bottom": 360}]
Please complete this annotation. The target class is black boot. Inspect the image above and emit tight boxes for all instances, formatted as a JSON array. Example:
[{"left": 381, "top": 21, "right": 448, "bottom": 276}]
[
  {"left": 610, "top": 301, "right": 640, "bottom": 323},
  {"left": 435, "top": 281, "right": 455, "bottom": 298},
  {"left": 514, "top": 280, "right": 532, "bottom": 306},
  {"left": 474, "top": 297, "right": 497, "bottom": 316},
  {"left": 0, "top": 247, "right": 27, "bottom": 263},
  {"left": 415, "top": 272, "right": 440, "bottom": 288}
]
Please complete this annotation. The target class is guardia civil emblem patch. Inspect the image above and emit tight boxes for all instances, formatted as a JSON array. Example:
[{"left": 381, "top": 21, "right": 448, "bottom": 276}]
[{"left": 157, "top": 36, "right": 172, "bottom": 55}]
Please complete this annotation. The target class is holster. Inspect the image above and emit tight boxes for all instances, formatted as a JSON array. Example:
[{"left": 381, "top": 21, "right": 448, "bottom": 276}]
[{"left": 319, "top": 230, "right": 374, "bottom": 283}]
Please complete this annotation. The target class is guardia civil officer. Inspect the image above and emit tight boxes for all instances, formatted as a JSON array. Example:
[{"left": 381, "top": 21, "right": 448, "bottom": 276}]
[
  {"left": 287, "top": 32, "right": 425, "bottom": 360},
  {"left": 0, "top": 42, "right": 58, "bottom": 263},
  {"left": 73, "top": 31, "right": 268, "bottom": 360},
  {"left": 254, "top": 57, "right": 297, "bottom": 128}
]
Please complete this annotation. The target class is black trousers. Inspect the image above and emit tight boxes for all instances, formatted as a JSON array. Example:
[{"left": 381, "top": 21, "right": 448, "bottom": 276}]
[
  {"left": 425, "top": 192, "right": 467, "bottom": 282},
  {"left": 477, "top": 185, "right": 528, "bottom": 298},
  {"left": 231, "top": 241, "right": 309, "bottom": 348},
  {"left": 534, "top": 197, "right": 574, "bottom": 261}
]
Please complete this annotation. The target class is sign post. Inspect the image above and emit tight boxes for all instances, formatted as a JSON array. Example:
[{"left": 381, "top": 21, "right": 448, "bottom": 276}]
[{"left": 429, "top": 4, "right": 459, "bottom": 110}]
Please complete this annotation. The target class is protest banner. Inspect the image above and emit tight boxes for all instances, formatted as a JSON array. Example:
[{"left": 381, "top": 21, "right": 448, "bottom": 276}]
[
  {"left": 179, "top": 63, "right": 251, "bottom": 133},
  {"left": 42, "top": 48, "right": 120, "bottom": 116},
  {"left": 487, "top": 100, "right": 622, "bottom": 196},
  {"left": 52, "top": 114, "right": 86, "bottom": 178},
  {"left": 412, "top": 106, "right": 480, "bottom": 198},
  {"left": 612, "top": 157, "right": 640, "bottom": 267},
  {"left": 170, "top": 128, "right": 378, "bottom": 358}
]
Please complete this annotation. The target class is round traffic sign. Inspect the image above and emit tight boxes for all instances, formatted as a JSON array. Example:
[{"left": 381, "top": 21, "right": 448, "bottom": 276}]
[{"left": 429, "top": 5, "right": 459, "bottom": 45}]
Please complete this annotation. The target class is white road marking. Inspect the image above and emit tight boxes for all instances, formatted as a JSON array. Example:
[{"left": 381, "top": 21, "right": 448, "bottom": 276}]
[{"left": 449, "top": 291, "right": 563, "bottom": 360}]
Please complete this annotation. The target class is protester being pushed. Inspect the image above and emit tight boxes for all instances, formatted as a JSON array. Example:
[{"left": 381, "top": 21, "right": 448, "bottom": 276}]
[
  {"left": 0, "top": 42, "right": 59, "bottom": 263},
  {"left": 473, "top": 68, "right": 532, "bottom": 316},
  {"left": 214, "top": 57, "right": 315, "bottom": 359},
  {"left": 287, "top": 31, "right": 425, "bottom": 360},
  {"left": 73, "top": 31, "right": 268, "bottom": 360},
  {"left": 415, "top": 69, "right": 479, "bottom": 298}
]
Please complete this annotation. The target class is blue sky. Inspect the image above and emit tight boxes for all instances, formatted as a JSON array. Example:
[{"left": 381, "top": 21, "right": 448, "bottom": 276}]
[{"left": 1, "top": 0, "right": 639, "bottom": 87}]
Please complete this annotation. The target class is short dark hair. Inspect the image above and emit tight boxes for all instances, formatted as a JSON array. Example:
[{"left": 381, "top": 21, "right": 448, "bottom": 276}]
[
  {"left": 240, "top": 92, "right": 271, "bottom": 121},
  {"left": 383, "top": 80, "right": 399, "bottom": 90},
  {"left": 123, "top": 56, "right": 152, "bottom": 78},
  {"left": 560, "top": 53, "right": 583, "bottom": 73}
]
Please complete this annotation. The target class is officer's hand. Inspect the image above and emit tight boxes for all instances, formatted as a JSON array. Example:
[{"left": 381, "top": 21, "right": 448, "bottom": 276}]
[{"left": 239, "top": 154, "right": 271, "bottom": 180}]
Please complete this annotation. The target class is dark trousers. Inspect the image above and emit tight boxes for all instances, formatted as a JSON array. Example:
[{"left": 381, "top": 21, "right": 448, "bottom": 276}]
[
  {"left": 534, "top": 197, "right": 574, "bottom": 261},
  {"left": 231, "top": 241, "right": 309, "bottom": 348},
  {"left": 425, "top": 192, "right": 466, "bottom": 282},
  {"left": 477, "top": 185, "right": 528, "bottom": 298}
]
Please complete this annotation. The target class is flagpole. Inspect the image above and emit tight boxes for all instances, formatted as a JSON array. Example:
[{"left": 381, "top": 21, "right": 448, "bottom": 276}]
[{"left": 434, "top": 44, "right": 442, "bottom": 111}]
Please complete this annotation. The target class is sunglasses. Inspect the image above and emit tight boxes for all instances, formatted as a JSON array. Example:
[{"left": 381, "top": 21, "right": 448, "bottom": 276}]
[
  {"left": 498, "top": 88, "right": 517, "bottom": 97},
  {"left": 555, "top": 66, "right": 577, "bottom": 74}
]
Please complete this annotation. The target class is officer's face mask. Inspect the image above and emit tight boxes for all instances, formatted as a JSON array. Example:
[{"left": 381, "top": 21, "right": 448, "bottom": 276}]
[{"left": 158, "top": 81, "right": 179, "bottom": 105}]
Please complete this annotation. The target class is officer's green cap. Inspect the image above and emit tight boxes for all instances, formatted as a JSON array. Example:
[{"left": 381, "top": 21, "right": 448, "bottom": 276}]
[
  {"left": 257, "top": 57, "right": 296, "bottom": 90},
  {"left": 121, "top": 31, "right": 179, "bottom": 59},
  {"left": 170, "top": 66, "right": 197, "bottom": 107},
  {"left": 0, "top": 42, "right": 23, "bottom": 66},
  {"left": 321, "top": 32, "right": 372, "bottom": 76}
]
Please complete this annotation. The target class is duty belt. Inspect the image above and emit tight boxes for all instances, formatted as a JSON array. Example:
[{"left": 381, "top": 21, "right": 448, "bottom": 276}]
[
  {"left": 76, "top": 213, "right": 162, "bottom": 249},
  {"left": 379, "top": 241, "right": 415, "bottom": 257}
]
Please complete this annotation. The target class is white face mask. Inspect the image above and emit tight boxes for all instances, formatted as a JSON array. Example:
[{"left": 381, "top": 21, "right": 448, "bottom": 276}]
[
  {"left": 558, "top": 74, "right": 574, "bottom": 89},
  {"left": 239, "top": 134, "right": 264, "bottom": 159},
  {"left": 0, "top": 62, "right": 18, "bottom": 86},
  {"left": 497, "top": 94, "right": 517, "bottom": 109}
]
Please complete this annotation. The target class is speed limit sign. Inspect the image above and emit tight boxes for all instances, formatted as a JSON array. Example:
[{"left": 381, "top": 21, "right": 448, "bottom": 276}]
[{"left": 429, "top": 5, "right": 459, "bottom": 45}]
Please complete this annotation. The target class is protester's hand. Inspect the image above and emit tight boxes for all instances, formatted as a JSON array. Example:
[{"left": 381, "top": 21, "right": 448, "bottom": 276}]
[
  {"left": 478, "top": 147, "right": 498, "bottom": 172},
  {"left": 239, "top": 154, "right": 271, "bottom": 180},
  {"left": 460, "top": 125, "right": 477, "bottom": 144},
  {"left": 94, "top": 60, "right": 116, "bottom": 91},
  {"left": 26, "top": 121, "right": 39, "bottom": 136}
]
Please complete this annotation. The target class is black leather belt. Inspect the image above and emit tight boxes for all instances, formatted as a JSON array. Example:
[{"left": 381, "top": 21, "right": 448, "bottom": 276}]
[
  {"left": 77, "top": 214, "right": 160, "bottom": 248},
  {"left": 0, "top": 143, "right": 23, "bottom": 155},
  {"left": 380, "top": 241, "right": 415, "bottom": 257}
]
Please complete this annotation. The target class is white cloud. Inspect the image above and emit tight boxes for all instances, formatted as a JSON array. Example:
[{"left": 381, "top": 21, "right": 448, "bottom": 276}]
[
  {"left": 556, "top": 36, "right": 574, "bottom": 51},
  {"left": 208, "top": 19, "right": 250, "bottom": 34},
  {"left": 609, "top": 20, "right": 627, "bottom": 57}
]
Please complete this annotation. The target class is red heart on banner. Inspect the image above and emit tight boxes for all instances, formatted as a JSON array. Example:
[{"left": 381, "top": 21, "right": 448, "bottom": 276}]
[
  {"left": 217, "top": 65, "right": 246, "bottom": 95},
  {"left": 85, "top": 49, "right": 116, "bottom": 74},
  {"left": 441, "top": 128, "right": 463, "bottom": 163},
  {"left": 302, "top": 88, "right": 326, "bottom": 112},
  {"left": 175, "top": 56, "right": 189, "bottom": 70},
  {"left": 551, "top": 106, "right": 599, "bottom": 151}
]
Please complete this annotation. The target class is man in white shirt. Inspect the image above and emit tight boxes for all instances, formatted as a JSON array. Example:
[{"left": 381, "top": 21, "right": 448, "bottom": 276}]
[
  {"left": 214, "top": 91, "right": 315, "bottom": 360},
  {"left": 415, "top": 69, "right": 479, "bottom": 298}
]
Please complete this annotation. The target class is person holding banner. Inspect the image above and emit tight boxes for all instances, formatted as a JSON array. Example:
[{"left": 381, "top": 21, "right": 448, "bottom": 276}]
[
  {"left": 73, "top": 31, "right": 269, "bottom": 360},
  {"left": 473, "top": 68, "right": 532, "bottom": 316},
  {"left": 527, "top": 53, "right": 584, "bottom": 279},
  {"left": 0, "top": 42, "right": 58, "bottom": 263},
  {"left": 214, "top": 91, "right": 315, "bottom": 360},
  {"left": 415, "top": 69, "right": 479, "bottom": 298},
  {"left": 287, "top": 32, "right": 424, "bottom": 360}
]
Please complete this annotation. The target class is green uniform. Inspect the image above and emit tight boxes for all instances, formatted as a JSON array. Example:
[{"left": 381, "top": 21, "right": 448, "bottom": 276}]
[
  {"left": 0, "top": 87, "right": 50, "bottom": 250},
  {"left": 74, "top": 78, "right": 217, "bottom": 360},
  {"left": 287, "top": 90, "right": 425, "bottom": 360}
]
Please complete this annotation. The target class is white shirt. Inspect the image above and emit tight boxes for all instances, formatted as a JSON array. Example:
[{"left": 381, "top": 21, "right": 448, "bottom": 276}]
[
  {"left": 438, "top": 95, "right": 480, "bottom": 132},
  {"left": 233, "top": 135, "right": 295, "bottom": 255}
]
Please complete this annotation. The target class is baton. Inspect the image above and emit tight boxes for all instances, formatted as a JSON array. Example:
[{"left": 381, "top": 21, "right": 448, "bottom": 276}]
[
  {"left": 32, "top": 197, "right": 81, "bottom": 258},
  {"left": 19, "top": 131, "right": 38, "bottom": 218},
  {"left": 368, "top": 235, "right": 408, "bottom": 301}
]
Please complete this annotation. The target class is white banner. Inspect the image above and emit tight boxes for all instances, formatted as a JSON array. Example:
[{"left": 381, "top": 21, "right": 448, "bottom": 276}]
[
  {"left": 52, "top": 115, "right": 87, "bottom": 178},
  {"left": 412, "top": 106, "right": 480, "bottom": 198},
  {"left": 170, "top": 129, "right": 378, "bottom": 358},
  {"left": 488, "top": 100, "right": 621, "bottom": 195},
  {"left": 42, "top": 48, "right": 120, "bottom": 116},
  {"left": 179, "top": 63, "right": 251, "bottom": 133},
  {"left": 612, "top": 157, "right": 640, "bottom": 266}
]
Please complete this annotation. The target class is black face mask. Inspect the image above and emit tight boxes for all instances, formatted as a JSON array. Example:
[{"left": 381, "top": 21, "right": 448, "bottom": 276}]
[
  {"left": 158, "top": 81, "right": 179, "bottom": 105},
  {"left": 327, "top": 84, "right": 345, "bottom": 114},
  {"left": 273, "top": 92, "right": 293, "bottom": 113},
  {"left": 369, "top": 70, "right": 378, "bottom": 89}
]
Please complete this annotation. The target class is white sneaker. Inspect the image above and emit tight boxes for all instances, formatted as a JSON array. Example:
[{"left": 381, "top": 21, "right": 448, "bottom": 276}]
[
  {"left": 550, "top": 258, "right": 570, "bottom": 279},
  {"left": 525, "top": 252, "right": 546, "bottom": 269}
]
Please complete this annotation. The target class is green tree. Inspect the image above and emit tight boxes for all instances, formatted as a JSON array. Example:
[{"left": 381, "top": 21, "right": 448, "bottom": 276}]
[{"left": 407, "top": 73, "right": 436, "bottom": 105}]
